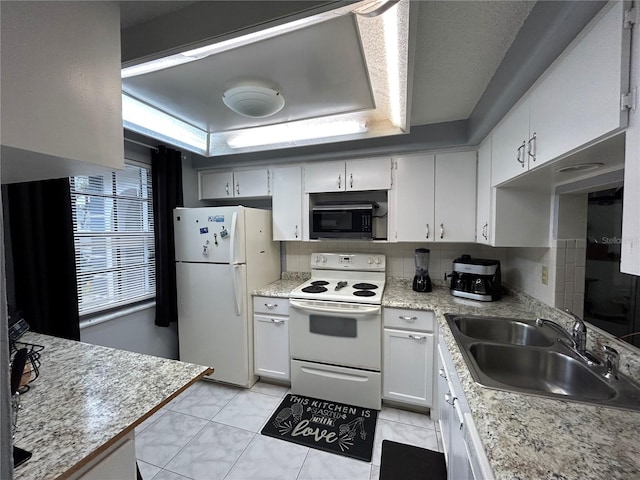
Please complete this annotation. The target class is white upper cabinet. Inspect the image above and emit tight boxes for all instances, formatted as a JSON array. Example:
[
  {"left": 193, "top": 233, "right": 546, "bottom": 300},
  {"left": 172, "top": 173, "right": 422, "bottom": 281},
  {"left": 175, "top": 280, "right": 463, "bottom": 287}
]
[
  {"left": 491, "top": 99, "right": 531, "bottom": 186},
  {"left": 392, "top": 151, "right": 476, "bottom": 243},
  {"left": 476, "top": 137, "right": 492, "bottom": 245},
  {"left": 346, "top": 158, "right": 392, "bottom": 191},
  {"left": 199, "top": 168, "right": 270, "bottom": 200},
  {"left": 1, "top": 2, "right": 123, "bottom": 183},
  {"left": 200, "top": 171, "right": 234, "bottom": 199},
  {"left": 272, "top": 165, "right": 303, "bottom": 241},
  {"left": 434, "top": 151, "right": 477, "bottom": 242},
  {"left": 392, "top": 153, "right": 435, "bottom": 242},
  {"left": 304, "top": 161, "right": 346, "bottom": 192},
  {"left": 621, "top": 3, "right": 640, "bottom": 276},
  {"left": 491, "top": 1, "right": 630, "bottom": 187},
  {"left": 233, "top": 169, "right": 270, "bottom": 197},
  {"left": 304, "top": 158, "right": 391, "bottom": 193},
  {"left": 529, "top": 1, "right": 630, "bottom": 167}
]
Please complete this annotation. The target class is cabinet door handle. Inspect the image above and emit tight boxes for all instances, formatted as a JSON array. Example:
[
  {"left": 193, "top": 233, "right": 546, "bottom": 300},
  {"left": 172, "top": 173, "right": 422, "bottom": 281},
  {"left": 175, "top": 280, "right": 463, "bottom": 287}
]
[
  {"left": 225, "top": 182, "right": 230, "bottom": 196},
  {"left": 527, "top": 132, "right": 537, "bottom": 162},
  {"left": 295, "top": 225, "right": 299, "bottom": 239},
  {"left": 516, "top": 142, "right": 526, "bottom": 166},
  {"left": 350, "top": 173, "right": 353, "bottom": 189},
  {"left": 440, "top": 223, "right": 444, "bottom": 239},
  {"left": 264, "top": 303, "right": 278, "bottom": 310},
  {"left": 337, "top": 174, "right": 342, "bottom": 189},
  {"left": 439, "top": 368, "right": 447, "bottom": 380},
  {"left": 409, "top": 334, "right": 427, "bottom": 341},
  {"left": 399, "top": 315, "right": 417, "bottom": 322},
  {"left": 445, "top": 392, "right": 456, "bottom": 406},
  {"left": 482, "top": 222, "right": 488, "bottom": 240},
  {"left": 270, "top": 318, "right": 285, "bottom": 325},
  {"left": 236, "top": 182, "right": 240, "bottom": 195},
  {"left": 425, "top": 224, "right": 430, "bottom": 239}
]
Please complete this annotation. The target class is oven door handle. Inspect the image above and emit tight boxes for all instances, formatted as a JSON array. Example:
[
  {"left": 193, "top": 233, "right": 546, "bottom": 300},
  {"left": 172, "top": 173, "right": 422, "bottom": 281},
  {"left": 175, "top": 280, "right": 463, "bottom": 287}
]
[{"left": 289, "top": 299, "right": 381, "bottom": 316}]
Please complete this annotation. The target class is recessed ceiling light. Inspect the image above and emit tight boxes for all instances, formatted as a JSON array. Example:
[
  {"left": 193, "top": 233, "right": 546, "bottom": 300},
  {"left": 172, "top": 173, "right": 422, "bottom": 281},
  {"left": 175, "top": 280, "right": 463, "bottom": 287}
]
[
  {"left": 222, "top": 86, "right": 285, "bottom": 118},
  {"left": 555, "top": 163, "right": 604, "bottom": 173}
]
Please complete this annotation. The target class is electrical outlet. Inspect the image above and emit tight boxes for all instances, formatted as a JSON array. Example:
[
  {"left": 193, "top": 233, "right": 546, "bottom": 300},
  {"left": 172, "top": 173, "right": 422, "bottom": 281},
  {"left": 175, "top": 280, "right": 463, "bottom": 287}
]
[{"left": 541, "top": 265, "right": 549, "bottom": 285}]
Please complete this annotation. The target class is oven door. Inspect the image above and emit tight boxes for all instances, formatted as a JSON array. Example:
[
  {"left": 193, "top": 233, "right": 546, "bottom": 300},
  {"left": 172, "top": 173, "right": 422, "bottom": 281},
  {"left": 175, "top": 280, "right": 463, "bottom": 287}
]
[{"left": 289, "top": 299, "right": 381, "bottom": 370}]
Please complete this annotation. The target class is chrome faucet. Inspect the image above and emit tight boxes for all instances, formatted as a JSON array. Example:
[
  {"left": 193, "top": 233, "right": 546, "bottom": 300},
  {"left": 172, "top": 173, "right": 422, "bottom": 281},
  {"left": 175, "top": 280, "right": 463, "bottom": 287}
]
[
  {"left": 602, "top": 345, "right": 619, "bottom": 380},
  {"left": 566, "top": 309, "right": 587, "bottom": 354}
]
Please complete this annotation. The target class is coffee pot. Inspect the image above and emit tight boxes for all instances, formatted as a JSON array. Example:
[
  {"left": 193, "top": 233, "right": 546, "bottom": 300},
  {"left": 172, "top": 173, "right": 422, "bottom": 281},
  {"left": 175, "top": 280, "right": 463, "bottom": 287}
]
[{"left": 412, "top": 248, "right": 432, "bottom": 292}]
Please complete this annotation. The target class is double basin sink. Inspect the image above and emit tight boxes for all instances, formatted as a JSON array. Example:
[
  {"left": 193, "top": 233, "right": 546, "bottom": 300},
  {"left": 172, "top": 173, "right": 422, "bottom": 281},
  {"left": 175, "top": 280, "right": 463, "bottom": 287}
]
[{"left": 445, "top": 314, "right": 640, "bottom": 411}]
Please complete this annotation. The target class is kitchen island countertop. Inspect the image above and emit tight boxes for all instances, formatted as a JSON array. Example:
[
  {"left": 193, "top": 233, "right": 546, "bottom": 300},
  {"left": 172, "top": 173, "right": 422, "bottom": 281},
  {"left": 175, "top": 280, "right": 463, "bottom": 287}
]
[
  {"left": 254, "top": 275, "right": 640, "bottom": 480},
  {"left": 12, "top": 332, "right": 213, "bottom": 480}
]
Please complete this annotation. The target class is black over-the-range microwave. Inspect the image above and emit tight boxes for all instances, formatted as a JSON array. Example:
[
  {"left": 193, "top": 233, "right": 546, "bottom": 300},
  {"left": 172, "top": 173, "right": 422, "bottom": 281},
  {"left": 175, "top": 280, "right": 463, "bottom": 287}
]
[{"left": 310, "top": 201, "right": 380, "bottom": 240}]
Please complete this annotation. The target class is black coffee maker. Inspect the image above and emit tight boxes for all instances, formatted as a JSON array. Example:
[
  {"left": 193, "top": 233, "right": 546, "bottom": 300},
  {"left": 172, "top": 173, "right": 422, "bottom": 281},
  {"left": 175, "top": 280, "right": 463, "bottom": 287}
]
[
  {"left": 412, "top": 248, "right": 432, "bottom": 292},
  {"left": 449, "top": 254, "right": 501, "bottom": 301}
]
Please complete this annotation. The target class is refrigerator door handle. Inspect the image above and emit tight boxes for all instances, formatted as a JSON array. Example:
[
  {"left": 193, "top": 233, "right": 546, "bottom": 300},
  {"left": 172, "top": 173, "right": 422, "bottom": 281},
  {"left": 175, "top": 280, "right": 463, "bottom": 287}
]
[
  {"left": 232, "top": 264, "right": 242, "bottom": 315},
  {"left": 230, "top": 211, "right": 239, "bottom": 265}
]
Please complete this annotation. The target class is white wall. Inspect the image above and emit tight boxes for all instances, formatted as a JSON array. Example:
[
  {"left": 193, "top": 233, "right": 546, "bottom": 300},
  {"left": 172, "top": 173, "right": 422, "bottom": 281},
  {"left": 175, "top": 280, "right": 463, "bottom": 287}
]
[{"left": 81, "top": 305, "right": 179, "bottom": 359}]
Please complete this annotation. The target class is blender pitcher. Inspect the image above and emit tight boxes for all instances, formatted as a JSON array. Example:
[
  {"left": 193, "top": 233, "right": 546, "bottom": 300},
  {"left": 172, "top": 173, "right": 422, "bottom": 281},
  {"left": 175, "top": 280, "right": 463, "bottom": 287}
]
[{"left": 412, "top": 248, "right": 432, "bottom": 292}]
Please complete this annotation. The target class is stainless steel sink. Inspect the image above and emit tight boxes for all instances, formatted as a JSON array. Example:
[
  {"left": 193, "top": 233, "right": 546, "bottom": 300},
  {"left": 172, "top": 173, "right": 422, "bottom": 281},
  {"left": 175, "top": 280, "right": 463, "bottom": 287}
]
[
  {"left": 469, "top": 343, "right": 616, "bottom": 400},
  {"left": 453, "top": 316, "right": 554, "bottom": 347},
  {"left": 445, "top": 314, "right": 640, "bottom": 411}
]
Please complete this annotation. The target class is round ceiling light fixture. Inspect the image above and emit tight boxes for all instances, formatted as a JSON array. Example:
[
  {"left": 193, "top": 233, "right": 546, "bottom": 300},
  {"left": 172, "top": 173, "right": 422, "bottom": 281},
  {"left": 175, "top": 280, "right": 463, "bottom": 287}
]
[
  {"left": 222, "top": 85, "right": 285, "bottom": 118},
  {"left": 555, "top": 163, "right": 604, "bottom": 173}
]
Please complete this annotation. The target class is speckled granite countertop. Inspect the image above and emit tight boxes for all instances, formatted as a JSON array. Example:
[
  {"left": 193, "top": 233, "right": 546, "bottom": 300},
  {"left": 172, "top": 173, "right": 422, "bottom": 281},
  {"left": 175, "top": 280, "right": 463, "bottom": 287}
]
[
  {"left": 255, "top": 275, "right": 640, "bottom": 480},
  {"left": 12, "top": 332, "right": 213, "bottom": 480}
]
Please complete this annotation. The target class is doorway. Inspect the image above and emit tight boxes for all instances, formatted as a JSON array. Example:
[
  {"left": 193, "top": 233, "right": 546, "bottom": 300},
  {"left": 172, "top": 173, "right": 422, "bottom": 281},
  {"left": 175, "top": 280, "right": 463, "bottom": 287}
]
[{"left": 584, "top": 187, "right": 640, "bottom": 348}]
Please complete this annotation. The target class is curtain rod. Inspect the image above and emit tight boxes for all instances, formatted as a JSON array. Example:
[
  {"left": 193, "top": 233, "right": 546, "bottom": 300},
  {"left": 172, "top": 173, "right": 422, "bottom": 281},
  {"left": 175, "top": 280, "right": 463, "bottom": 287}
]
[{"left": 124, "top": 137, "right": 159, "bottom": 152}]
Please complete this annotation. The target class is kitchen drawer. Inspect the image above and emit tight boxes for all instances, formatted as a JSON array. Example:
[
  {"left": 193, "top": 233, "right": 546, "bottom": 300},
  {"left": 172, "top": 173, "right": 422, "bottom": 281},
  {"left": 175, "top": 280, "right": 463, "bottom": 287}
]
[
  {"left": 291, "top": 359, "right": 381, "bottom": 410},
  {"left": 253, "top": 296, "right": 289, "bottom": 315},
  {"left": 383, "top": 307, "right": 435, "bottom": 331}
]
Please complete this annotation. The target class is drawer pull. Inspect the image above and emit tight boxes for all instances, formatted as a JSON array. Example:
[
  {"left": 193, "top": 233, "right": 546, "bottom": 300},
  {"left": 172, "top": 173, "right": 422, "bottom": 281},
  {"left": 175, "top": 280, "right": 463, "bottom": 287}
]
[
  {"left": 439, "top": 368, "right": 447, "bottom": 380},
  {"left": 399, "top": 315, "right": 418, "bottom": 322},
  {"left": 264, "top": 303, "right": 278, "bottom": 310},
  {"left": 445, "top": 393, "right": 456, "bottom": 406},
  {"left": 409, "top": 334, "right": 427, "bottom": 341},
  {"left": 270, "top": 318, "right": 285, "bottom": 325}
]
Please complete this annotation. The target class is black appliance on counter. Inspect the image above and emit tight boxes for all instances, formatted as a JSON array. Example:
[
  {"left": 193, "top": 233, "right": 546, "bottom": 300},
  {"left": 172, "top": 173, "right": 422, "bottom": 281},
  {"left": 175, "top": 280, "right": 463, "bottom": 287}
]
[
  {"left": 310, "top": 201, "right": 380, "bottom": 240},
  {"left": 449, "top": 254, "right": 501, "bottom": 301}
]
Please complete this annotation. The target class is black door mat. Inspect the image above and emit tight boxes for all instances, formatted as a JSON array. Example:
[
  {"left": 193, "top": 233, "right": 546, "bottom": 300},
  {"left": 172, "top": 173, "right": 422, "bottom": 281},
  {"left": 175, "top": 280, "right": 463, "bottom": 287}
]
[
  {"left": 380, "top": 440, "right": 447, "bottom": 480},
  {"left": 261, "top": 393, "right": 378, "bottom": 462}
]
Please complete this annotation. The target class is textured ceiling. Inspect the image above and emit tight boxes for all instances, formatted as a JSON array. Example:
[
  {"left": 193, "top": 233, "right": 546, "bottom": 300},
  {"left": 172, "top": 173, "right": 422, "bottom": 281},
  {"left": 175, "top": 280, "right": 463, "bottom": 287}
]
[{"left": 411, "top": 1, "right": 536, "bottom": 126}]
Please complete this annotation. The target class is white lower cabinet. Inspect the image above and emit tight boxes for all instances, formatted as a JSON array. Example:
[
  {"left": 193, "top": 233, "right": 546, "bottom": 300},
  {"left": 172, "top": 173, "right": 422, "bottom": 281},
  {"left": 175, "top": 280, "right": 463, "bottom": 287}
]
[
  {"left": 382, "top": 308, "right": 435, "bottom": 408},
  {"left": 253, "top": 297, "right": 290, "bottom": 381},
  {"left": 438, "top": 337, "right": 494, "bottom": 480}
]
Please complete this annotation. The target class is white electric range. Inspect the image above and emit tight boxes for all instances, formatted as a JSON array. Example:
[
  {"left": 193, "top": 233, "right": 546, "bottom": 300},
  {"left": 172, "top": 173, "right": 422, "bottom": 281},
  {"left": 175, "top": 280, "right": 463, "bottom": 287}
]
[{"left": 289, "top": 253, "right": 386, "bottom": 410}]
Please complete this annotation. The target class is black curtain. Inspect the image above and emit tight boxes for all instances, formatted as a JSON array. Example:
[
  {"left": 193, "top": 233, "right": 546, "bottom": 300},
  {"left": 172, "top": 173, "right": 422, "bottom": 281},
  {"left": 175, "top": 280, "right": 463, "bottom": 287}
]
[
  {"left": 152, "top": 146, "right": 184, "bottom": 327},
  {"left": 5, "top": 178, "right": 80, "bottom": 340}
]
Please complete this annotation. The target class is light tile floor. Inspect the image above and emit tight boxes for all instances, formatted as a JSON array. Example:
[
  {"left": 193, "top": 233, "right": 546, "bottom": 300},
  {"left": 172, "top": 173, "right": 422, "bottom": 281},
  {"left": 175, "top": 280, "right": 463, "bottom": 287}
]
[{"left": 135, "top": 380, "right": 443, "bottom": 480}]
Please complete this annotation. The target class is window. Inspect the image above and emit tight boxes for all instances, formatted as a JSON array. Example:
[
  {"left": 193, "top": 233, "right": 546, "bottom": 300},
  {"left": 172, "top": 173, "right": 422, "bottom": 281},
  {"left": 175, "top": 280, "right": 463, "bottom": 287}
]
[{"left": 70, "top": 163, "right": 155, "bottom": 316}]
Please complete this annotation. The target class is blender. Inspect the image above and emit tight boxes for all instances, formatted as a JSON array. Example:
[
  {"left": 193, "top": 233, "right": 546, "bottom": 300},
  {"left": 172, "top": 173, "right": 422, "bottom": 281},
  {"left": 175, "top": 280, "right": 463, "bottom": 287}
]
[{"left": 412, "top": 248, "right": 432, "bottom": 292}]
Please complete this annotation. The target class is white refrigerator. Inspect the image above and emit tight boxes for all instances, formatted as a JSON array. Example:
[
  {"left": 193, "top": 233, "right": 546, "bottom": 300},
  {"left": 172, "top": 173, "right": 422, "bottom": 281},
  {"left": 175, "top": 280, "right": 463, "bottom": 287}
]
[{"left": 173, "top": 206, "right": 280, "bottom": 387}]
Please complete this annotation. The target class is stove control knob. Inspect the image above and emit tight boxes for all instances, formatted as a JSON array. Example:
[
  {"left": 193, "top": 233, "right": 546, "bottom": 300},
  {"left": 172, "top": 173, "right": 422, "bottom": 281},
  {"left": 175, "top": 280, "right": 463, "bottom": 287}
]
[
  {"left": 374, "top": 257, "right": 382, "bottom": 265},
  {"left": 321, "top": 256, "right": 327, "bottom": 264},
  {"left": 367, "top": 257, "right": 373, "bottom": 264},
  {"left": 314, "top": 256, "right": 321, "bottom": 264}
]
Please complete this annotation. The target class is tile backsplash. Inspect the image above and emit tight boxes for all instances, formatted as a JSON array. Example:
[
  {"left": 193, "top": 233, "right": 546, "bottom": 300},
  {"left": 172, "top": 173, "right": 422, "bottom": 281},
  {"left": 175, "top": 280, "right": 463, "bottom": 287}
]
[{"left": 283, "top": 241, "right": 508, "bottom": 281}]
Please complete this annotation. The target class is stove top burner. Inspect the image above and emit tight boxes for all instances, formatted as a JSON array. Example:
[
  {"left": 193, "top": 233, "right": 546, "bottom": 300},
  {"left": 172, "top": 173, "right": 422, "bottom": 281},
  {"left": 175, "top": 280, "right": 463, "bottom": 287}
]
[
  {"left": 353, "top": 283, "right": 378, "bottom": 290},
  {"left": 353, "top": 290, "right": 376, "bottom": 297},
  {"left": 302, "top": 285, "right": 328, "bottom": 294},
  {"left": 311, "top": 280, "right": 329, "bottom": 286}
]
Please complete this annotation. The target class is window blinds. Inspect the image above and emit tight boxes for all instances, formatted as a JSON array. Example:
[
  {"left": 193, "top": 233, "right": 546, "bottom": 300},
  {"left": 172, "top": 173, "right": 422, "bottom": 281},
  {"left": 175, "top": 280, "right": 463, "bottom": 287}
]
[{"left": 70, "top": 164, "right": 155, "bottom": 316}]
